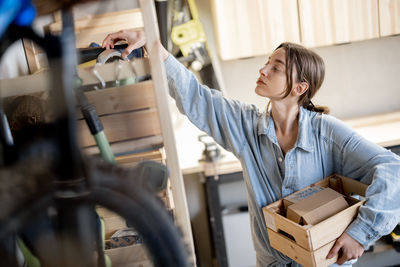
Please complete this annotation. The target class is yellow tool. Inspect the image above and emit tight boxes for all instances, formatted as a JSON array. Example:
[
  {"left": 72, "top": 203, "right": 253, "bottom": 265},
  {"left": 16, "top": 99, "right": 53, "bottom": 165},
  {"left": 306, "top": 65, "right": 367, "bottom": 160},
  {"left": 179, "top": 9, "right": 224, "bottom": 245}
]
[{"left": 170, "top": 0, "right": 207, "bottom": 57}]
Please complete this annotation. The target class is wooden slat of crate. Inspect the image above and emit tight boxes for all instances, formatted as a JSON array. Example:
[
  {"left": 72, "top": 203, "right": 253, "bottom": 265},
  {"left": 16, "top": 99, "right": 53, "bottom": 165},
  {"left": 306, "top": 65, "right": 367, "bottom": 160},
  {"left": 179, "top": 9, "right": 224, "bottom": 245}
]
[
  {"left": 77, "top": 81, "right": 156, "bottom": 118},
  {"left": 96, "top": 207, "right": 127, "bottom": 239},
  {"left": 46, "top": 9, "right": 143, "bottom": 33},
  {"left": 44, "top": 9, "right": 144, "bottom": 48},
  {"left": 263, "top": 199, "right": 313, "bottom": 250},
  {"left": 267, "top": 228, "right": 337, "bottom": 267},
  {"left": 115, "top": 149, "right": 164, "bottom": 169},
  {"left": 78, "top": 58, "right": 150, "bottom": 86},
  {"left": 0, "top": 59, "right": 150, "bottom": 98},
  {"left": 105, "top": 244, "right": 151, "bottom": 267},
  {"left": 103, "top": 216, "right": 127, "bottom": 239},
  {"left": 78, "top": 108, "right": 161, "bottom": 147},
  {"left": 96, "top": 207, "right": 119, "bottom": 219},
  {"left": 82, "top": 135, "right": 163, "bottom": 156},
  {"left": 307, "top": 200, "right": 362, "bottom": 251}
]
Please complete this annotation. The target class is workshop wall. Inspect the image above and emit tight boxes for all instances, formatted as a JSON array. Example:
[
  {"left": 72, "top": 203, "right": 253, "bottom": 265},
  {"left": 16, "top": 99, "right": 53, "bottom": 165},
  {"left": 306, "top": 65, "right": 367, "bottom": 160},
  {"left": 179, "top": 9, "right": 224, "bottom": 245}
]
[
  {"left": 218, "top": 35, "right": 400, "bottom": 120},
  {"left": 196, "top": 0, "right": 400, "bottom": 120}
]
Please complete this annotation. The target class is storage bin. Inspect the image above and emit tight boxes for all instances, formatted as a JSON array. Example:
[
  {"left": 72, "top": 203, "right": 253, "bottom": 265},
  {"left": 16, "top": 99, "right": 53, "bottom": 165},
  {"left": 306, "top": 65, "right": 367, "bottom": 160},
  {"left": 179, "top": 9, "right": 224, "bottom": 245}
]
[{"left": 262, "top": 174, "right": 368, "bottom": 267}]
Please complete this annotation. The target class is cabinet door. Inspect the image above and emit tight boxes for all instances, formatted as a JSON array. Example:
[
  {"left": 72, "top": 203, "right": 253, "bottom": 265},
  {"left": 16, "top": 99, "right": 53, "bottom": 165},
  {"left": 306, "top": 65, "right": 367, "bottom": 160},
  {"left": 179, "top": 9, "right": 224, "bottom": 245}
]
[
  {"left": 299, "top": 0, "right": 379, "bottom": 47},
  {"left": 211, "top": 0, "right": 300, "bottom": 60},
  {"left": 379, "top": 0, "right": 400, "bottom": 36}
]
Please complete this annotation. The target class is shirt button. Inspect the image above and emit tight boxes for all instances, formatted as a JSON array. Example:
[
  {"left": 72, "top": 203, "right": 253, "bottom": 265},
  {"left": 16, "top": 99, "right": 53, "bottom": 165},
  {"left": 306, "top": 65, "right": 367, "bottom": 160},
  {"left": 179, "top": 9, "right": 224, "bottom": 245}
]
[{"left": 278, "top": 157, "right": 283, "bottom": 162}]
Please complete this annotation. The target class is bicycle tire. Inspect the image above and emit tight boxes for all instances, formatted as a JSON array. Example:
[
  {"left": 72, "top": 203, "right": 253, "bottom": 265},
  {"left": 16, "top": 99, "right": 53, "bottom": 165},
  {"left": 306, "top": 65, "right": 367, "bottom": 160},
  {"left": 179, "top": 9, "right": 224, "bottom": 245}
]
[
  {"left": 0, "top": 157, "right": 190, "bottom": 267},
  {"left": 86, "top": 158, "right": 190, "bottom": 267}
]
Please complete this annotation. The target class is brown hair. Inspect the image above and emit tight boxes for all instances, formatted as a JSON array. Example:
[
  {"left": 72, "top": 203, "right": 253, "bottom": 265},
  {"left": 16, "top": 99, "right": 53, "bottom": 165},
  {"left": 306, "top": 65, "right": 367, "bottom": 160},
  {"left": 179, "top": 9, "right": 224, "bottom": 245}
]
[{"left": 276, "top": 42, "right": 329, "bottom": 114}]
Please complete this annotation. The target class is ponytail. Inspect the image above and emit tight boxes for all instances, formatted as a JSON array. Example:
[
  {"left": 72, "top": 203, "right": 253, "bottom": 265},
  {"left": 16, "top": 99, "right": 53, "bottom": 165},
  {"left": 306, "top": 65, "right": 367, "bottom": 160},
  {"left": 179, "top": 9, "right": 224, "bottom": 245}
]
[
  {"left": 276, "top": 42, "right": 330, "bottom": 115},
  {"left": 303, "top": 100, "right": 330, "bottom": 114}
]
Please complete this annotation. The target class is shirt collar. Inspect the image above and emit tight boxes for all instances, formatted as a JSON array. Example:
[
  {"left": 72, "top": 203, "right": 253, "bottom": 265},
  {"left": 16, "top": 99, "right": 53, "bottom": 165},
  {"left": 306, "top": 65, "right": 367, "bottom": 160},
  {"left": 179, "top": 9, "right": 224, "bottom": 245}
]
[
  {"left": 257, "top": 107, "right": 314, "bottom": 152},
  {"left": 296, "top": 107, "right": 314, "bottom": 152}
]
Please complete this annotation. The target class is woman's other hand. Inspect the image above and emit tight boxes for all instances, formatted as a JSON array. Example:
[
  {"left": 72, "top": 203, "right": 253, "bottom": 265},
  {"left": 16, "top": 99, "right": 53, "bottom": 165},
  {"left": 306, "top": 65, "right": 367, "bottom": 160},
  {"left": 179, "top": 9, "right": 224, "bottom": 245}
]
[
  {"left": 102, "top": 29, "right": 169, "bottom": 61},
  {"left": 327, "top": 232, "right": 364, "bottom": 265}
]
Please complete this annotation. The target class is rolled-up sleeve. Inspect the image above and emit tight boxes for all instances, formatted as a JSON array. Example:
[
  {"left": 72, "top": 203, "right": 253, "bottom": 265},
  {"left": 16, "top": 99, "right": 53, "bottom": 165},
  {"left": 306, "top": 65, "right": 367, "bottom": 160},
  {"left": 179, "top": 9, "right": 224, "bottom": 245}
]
[
  {"left": 164, "top": 54, "right": 253, "bottom": 157},
  {"left": 339, "top": 131, "right": 400, "bottom": 248}
]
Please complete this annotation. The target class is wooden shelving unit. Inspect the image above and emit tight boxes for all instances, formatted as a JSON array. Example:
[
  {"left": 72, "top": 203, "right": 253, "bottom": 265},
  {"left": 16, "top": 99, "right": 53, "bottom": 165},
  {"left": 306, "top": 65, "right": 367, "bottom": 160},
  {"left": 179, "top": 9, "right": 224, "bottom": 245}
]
[{"left": 2, "top": 1, "right": 196, "bottom": 266}]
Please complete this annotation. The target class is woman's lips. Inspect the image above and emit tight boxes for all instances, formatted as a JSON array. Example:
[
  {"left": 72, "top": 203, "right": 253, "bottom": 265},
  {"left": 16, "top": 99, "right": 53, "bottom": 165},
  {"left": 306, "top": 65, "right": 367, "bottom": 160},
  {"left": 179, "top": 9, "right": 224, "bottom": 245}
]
[{"left": 257, "top": 78, "right": 266, "bottom": 85}]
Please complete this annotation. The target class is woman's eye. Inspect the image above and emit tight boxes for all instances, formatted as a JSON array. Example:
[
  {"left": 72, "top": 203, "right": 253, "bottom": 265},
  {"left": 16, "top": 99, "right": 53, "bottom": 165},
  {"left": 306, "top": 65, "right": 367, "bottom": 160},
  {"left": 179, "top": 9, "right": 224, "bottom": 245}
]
[{"left": 273, "top": 66, "right": 279, "bottom": 71}]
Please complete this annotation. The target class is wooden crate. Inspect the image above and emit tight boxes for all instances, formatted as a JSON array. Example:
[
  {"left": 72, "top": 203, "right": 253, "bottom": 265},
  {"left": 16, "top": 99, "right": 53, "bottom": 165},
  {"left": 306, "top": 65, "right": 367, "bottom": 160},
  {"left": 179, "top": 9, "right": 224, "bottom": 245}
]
[
  {"left": 262, "top": 174, "right": 368, "bottom": 267},
  {"left": 77, "top": 72, "right": 164, "bottom": 156},
  {"left": 105, "top": 243, "right": 152, "bottom": 267}
]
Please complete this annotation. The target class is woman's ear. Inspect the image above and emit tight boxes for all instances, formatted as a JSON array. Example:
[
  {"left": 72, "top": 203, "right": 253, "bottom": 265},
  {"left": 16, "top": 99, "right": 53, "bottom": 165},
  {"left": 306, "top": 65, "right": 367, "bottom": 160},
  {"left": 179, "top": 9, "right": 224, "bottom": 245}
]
[{"left": 292, "top": 82, "right": 309, "bottom": 97}]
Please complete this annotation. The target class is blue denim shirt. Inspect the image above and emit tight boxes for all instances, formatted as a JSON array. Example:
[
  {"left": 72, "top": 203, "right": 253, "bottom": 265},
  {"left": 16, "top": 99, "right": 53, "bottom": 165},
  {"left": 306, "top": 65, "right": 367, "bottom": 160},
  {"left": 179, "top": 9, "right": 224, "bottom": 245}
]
[{"left": 165, "top": 55, "right": 400, "bottom": 266}]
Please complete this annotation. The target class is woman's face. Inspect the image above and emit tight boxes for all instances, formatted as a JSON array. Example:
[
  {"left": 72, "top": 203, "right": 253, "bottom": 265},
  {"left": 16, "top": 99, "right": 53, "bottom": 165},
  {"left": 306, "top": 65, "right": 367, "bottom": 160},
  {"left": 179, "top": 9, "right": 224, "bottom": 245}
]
[{"left": 255, "top": 48, "right": 288, "bottom": 99}]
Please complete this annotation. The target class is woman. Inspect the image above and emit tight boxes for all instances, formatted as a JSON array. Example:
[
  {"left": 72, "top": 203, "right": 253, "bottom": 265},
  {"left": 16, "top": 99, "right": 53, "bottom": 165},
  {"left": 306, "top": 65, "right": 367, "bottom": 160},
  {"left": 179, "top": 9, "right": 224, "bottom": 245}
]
[{"left": 102, "top": 30, "right": 400, "bottom": 266}]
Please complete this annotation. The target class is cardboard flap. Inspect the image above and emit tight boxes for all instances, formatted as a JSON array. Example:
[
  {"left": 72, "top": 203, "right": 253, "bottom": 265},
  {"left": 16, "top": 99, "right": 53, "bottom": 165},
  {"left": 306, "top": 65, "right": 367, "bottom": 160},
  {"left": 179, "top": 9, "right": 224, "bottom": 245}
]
[
  {"left": 283, "top": 185, "right": 325, "bottom": 211},
  {"left": 286, "top": 188, "right": 349, "bottom": 225}
]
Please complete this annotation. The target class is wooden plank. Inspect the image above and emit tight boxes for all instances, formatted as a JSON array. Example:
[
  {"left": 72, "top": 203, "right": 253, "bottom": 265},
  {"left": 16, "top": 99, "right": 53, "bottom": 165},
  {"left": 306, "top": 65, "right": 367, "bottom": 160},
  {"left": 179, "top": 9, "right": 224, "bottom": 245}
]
[
  {"left": 202, "top": 160, "right": 242, "bottom": 177},
  {"left": 78, "top": 108, "right": 161, "bottom": 147},
  {"left": 78, "top": 58, "right": 150, "bottom": 86},
  {"left": 268, "top": 228, "right": 338, "bottom": 267},
  {"left": 44, "top": 9, "right": 144, "bottom": 49},
  {"left": 82, "top": 135, "right": 163, "bottom": 156},
  {"left": 267, "top": 228, "right": 315, "bottom": 267},
  {"left": 379, "top": 0, "right": 400, "bottom": 36},
  {"left": 309, "top": 240, "right": 337, "bottom": 267},
  {"left": 22, "top": 39, "right": 47, "bottom": 74},
  {"left": 264, "top": 204, "right": 313, "bottom": 250},
  {"left": 105, "top": 244, "right": 150, "bottom": 266},
  {"left": 115, "top": 149, "right": 163, "bottom": 165},
  {"left": 299, "top": 0, "right": 379, "bottom": 47},
  {"left": 307, "top": 201, "right": 363, "bottom": 251},
  {"left": 77, "top": 80, "right": 156, "bottom": 118},
  {"left": 343, "top": 111, "right": 400, "bottom": 147},
  {"left": 313, "top": 239, "right": 339, "bottom": 267},
  {"left": 74, "top": 29, "right": 140, "bottom": 49},
  {"left": 210, "top": 0, "right": 300, "bottom": 60},
  {"left": 96, "top": 207, "right": 120, "bottom": 219},
  {"left": 139, "top": 0, "right": 196, "bottom": 264},
  {"left": 103, "top": 215, "right": 127, "bottom": 239},
  {"left": 0, "top": 72, "right": 50, "bottom": 98},
  {"left": 0, "top": 59, "right": 150, "bottom": 98},
  {"left": 45, "top": 9, "right": 143, "bottom": 34},
  {"left": 344, "top": 111, "right": 400, "bottom": 128}
]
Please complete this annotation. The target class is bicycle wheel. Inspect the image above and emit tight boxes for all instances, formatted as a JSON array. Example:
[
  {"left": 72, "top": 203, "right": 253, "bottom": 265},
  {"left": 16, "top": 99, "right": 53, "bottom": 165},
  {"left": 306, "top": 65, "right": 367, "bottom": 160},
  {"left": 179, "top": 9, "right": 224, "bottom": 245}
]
[
  {"left": 0, "top": 157, "right": 190, "bottom": 267},
  {"left": 86, "top": 157, "right": 190, "bottom": 267}
]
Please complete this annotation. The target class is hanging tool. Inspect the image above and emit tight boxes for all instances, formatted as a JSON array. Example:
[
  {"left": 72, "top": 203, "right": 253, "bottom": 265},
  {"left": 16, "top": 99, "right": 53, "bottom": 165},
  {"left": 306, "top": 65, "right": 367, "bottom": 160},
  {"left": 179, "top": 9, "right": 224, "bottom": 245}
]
[{"left": 170, "top": 0, "right": 220, "bottom": 90}]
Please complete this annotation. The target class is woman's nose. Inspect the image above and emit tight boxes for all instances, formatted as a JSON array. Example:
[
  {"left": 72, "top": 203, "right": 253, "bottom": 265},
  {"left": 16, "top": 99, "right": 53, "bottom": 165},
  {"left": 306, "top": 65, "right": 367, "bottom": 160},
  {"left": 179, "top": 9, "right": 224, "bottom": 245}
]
[{"left": 260, "top": 65, "right": 269, "bottom": 76}]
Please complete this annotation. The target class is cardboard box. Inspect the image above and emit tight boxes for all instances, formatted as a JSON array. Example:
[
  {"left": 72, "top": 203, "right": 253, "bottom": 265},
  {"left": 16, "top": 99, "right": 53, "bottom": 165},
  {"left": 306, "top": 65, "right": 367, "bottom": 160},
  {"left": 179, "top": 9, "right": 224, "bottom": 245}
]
[
  {"left": 283, "top": 186, "right": 325, "bottom": 211},
  {"left": 262, "top": 174, "right": 368, "bottom": 267},
  {"left": 286, "top": 188, "right": 349, "bottom": 225}
]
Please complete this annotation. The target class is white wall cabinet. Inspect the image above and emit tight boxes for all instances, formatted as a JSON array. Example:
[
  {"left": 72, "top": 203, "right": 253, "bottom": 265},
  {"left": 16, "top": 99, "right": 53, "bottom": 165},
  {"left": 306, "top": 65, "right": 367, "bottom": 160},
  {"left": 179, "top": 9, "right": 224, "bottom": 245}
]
[
  {"left": 298, "top": 0, "right": 379, "bottom": 47},
  {"left": 379, "top": 0, "right": 400, "bottom": 36},
  {"left": 210, "top": 0, "right": 300, "bottom": 60},
  {"left": 211, "top": 0, "right": 399, "bottom": 60}
]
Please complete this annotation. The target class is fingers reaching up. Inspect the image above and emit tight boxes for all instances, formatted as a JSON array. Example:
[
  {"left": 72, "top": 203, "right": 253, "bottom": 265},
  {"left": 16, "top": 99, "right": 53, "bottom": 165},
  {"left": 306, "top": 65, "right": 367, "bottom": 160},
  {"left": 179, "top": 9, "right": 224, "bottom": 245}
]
[{"left": 102, "top": 29, "right": 146, "bottom": 59}]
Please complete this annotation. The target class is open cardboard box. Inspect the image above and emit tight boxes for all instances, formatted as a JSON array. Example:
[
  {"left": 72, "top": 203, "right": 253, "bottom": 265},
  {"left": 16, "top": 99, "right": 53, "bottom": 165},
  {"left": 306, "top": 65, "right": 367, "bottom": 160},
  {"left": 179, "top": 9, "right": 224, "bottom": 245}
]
[
  {"left": 286, "top": 187, "right": 349, "bottom": 225},
  {"left": 262, "top": 174, "right": 368, "bottom": 267}
]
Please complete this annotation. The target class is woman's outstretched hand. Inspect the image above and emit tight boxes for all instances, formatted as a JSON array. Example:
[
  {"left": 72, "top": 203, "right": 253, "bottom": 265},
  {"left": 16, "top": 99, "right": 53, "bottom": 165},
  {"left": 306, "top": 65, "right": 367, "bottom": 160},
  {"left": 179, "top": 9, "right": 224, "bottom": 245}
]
[{"left": 101, "top": 29, "right": 169, "bottom": 61}]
